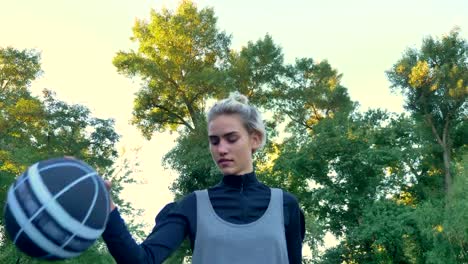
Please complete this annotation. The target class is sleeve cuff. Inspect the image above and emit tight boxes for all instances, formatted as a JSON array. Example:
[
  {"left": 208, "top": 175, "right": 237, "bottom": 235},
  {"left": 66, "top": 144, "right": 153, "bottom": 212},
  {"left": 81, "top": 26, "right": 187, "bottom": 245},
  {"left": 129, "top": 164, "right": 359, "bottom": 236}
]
[{"left": 103, "top": 208, "right": 126, "bottom": 236}]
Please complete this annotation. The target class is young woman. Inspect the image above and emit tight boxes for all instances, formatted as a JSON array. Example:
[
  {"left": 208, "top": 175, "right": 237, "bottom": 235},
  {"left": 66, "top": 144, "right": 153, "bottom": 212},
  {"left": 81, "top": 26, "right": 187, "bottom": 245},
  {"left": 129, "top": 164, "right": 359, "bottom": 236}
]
[{"left": 102, "top": 92, "right": 305, "bottom": 263}]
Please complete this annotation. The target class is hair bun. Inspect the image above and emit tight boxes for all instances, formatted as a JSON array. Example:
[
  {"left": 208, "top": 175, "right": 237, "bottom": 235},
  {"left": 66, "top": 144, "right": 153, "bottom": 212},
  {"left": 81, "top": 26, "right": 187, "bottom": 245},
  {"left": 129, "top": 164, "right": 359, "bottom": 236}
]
[{"left": 229, "top": 91, "right": 249, "bottom": 105}]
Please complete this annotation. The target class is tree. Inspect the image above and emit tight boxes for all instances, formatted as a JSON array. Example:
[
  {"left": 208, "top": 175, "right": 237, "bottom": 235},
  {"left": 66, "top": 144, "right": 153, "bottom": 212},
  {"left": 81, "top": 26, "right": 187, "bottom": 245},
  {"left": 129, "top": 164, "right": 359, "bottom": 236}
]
[
  {"left": 113, "top": 0, "right": 231, "bottom": 138},
  {"left": 0, "top": 47, "right": 144, "bottom": 263},
  {"left": 163, "top": 118, "right": 220, "bottom": 198},
  {"left": 387, "top": 28, "right": 467, "bottom": 194},
  {"left": 273, "top": 58, "right": 354, "bottom": 135},
  {"left": 271, "top": 106, "right": 431, "bottom": 262},
  {"left": 38, "top": 90, "right": 119, "bottom": 171},
  {"left": 226, "top": 34, "right": 285, "bottom": 105},
  {"left": 0, "top": 47, "right": 42, "bottom": 91},
  {"left": 410, "top": 152, "right": 468, "bottom": 263},
  {"left": 0, "top": 47, "right": 46, "bottom": 227}
]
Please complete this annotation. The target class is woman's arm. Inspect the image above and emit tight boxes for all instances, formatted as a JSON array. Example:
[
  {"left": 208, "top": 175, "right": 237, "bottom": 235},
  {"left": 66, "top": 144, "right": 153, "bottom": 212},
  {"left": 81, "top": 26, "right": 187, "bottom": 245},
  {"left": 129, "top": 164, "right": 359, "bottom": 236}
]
[
  {"left": 101, "top": 180, "right": 192, "bottom": 264},
  {"left": 284, "top": 192, "right": 305, "bottom": 264},
  {"left": 102, "top": 202, "right": 188, "bottom": 264}
]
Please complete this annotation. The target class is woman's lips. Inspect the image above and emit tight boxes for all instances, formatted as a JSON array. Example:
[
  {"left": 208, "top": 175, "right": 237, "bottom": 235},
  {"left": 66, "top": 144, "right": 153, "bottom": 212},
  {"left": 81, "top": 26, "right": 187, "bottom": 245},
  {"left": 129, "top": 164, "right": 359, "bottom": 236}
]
[{"left": 218, "top": 159, "right": 233, "bottom": 166}]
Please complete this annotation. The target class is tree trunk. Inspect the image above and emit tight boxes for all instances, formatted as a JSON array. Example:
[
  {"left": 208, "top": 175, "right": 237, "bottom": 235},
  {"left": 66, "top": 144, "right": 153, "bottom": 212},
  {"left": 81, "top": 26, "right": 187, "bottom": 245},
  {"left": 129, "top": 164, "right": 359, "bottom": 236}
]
[
  {"left": 426, "top": 115, "right": 452, "bottom": 194},
  {"left": 443, "top": 146, "right": 452, "bottom": 194},
  {"left": 442, "top": 117, "right": 452, "bottom": 194}
]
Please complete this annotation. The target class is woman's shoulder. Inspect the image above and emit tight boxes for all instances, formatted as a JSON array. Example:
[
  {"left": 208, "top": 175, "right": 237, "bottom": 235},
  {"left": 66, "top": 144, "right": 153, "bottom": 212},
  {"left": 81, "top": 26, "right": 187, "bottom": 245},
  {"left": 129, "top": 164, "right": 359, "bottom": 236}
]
[
  {"left": 276, "top": 188, "right": 299, "bottom": 205},
  {"left": 175, "top": 191, "right": 197, "bottom": 208},
  {"left": 175, "top": 187, "right": 218, "bottom": 207},
  {"left": 154, "top": 192, "right": 197, "bottom": 224}
]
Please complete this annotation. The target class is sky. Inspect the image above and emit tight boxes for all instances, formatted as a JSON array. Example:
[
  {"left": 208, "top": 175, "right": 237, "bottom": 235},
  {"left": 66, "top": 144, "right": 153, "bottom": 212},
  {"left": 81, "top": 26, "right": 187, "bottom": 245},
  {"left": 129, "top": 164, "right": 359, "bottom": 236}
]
[{"left": 2, "top": 0, "right": 467, "bottom": 252}]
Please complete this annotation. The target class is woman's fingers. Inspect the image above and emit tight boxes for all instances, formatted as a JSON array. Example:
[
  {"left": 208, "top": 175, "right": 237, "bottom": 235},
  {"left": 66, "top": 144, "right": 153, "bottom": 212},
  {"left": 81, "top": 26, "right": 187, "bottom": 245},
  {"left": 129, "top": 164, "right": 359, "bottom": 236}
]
[
  {"left": 104, "top": 180, "right": 117, "bottom": 212},
  {"left": 104, "top": 180, "right": 112, "bottom": 191}
]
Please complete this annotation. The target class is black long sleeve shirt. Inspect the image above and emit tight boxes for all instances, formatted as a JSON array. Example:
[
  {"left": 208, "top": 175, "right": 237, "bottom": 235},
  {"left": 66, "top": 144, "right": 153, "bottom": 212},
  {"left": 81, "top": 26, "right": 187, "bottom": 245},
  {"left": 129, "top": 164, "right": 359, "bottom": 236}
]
[{"left": 102, "top": 172, "right": 305, "bottom": 263}]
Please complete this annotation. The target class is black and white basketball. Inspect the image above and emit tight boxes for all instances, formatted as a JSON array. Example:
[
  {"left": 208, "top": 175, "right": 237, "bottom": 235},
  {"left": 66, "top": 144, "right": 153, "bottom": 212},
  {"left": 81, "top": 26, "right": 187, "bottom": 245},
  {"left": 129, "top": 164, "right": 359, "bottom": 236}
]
[{"left": 3, "top": 157, "right": 110, "bottom": 260}]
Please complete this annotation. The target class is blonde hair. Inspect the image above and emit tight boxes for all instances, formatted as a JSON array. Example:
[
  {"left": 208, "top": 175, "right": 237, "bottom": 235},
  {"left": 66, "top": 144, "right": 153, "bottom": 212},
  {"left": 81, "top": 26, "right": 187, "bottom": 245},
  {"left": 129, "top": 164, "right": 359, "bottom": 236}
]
[{"left": 207, "top": 92, "right": 266, "bottom": 150}]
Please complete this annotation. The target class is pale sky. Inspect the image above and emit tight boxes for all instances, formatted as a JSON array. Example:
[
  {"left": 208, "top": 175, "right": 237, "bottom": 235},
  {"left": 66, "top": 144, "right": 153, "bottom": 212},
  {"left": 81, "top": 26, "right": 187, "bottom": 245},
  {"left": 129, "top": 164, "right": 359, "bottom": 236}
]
[{"left": 2, "top": 0, "right": 467, "bottom": 252}]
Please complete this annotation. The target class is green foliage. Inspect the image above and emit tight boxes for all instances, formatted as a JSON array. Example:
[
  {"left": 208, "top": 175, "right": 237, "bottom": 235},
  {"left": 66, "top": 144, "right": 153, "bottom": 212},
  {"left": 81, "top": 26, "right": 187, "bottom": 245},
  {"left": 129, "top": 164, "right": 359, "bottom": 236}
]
[
  {"left": 163, "top": 120, "right": 221, "bottom": 199},
  {"left": 0, "top": 47, "right": 42, "bottom": 91},
  {"left": 114, "top": 0, "right": 231, "bottom": 137},
  {"left": 387, "top": 28, "right": 467, "bottom": 121},
  {"left": 1, "top": 48, "right": 47, "bottom": 229},
  {"left": 273, "top": 111, "right": 419, "bottom": 258},
  {"left": 0, "top": 47, "right": 145, "bottom": 263},
  {"left": 273, "top": 58, "right": 354, "bottom": 135},
  {"left": 0, "top": 48, "right": 45, "bottom": 198},
  {"left": 226, "top": 34, "right": 285, "bottom": 105},
  {"left": 387, "top": 28, "right": 467, "bottom": 194},
  {"left": 103, "top": 151, "right": 147, "bottom": 242},
  {"left": 0, "top": 239, "right": 115, "bottom": 264},
  {"left": 354, "top": 200, "right": 415, "bottom": 263},
  {"left": 38, "top": 90, "right": 119, "bottom": 169},
  {"left": 409, "top": 154, "right": 468, "bottom": 263}
]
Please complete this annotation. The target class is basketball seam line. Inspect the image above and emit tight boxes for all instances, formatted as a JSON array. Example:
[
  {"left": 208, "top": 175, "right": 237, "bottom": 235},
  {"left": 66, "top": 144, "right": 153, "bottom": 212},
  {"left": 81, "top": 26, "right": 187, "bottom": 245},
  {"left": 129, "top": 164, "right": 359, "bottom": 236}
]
[
  {"left": 7, "top": 186, "right": 80, "bottom": 259},
  {"left": 28, "top": 163, "right": 104, "bottom": 239}
]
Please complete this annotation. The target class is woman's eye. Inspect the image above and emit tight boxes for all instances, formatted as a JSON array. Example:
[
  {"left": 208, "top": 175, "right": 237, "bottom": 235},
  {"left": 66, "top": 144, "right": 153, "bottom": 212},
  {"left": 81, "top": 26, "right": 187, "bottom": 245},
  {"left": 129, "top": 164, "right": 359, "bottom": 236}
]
[
  {"left": 227, "top": 137, "right": 238, "bottom": 143},
  {"left": 209, "top": 137, "right": 220, "bottom": 145}
]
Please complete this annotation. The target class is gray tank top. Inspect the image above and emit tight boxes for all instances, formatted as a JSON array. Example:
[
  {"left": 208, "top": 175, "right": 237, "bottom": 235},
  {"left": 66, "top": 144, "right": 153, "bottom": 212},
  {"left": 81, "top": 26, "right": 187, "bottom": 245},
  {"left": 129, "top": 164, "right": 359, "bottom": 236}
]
[{"left": 192, "top": 188, "right": 289, "bottom": 264}]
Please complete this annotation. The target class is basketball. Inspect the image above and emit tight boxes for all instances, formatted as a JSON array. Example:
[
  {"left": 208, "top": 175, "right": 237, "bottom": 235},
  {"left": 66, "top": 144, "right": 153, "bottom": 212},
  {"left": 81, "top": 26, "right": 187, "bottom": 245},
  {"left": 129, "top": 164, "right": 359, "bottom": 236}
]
[{"left": 3, "top": 157, "right": 110, "bottom": 260}]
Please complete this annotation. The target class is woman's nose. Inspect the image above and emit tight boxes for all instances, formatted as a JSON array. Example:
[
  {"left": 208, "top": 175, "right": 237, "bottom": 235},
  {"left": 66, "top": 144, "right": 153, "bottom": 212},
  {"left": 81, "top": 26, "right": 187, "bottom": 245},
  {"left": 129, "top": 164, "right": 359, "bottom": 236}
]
[{"left": 217, "top": 140, "right": 228, "bottom": 155}]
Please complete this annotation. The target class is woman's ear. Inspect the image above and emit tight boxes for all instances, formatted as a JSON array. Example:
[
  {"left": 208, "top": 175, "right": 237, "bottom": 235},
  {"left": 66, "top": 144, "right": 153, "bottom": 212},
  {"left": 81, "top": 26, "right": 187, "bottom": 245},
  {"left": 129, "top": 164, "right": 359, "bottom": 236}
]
[{"left": 250, "top": 131, "right": 262, "bottom": 153}]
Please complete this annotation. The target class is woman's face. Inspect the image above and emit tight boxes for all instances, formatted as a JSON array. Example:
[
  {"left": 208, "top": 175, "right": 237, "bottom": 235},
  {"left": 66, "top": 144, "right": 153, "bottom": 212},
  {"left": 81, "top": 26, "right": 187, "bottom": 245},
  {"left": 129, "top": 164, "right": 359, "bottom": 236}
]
[{"left": 208, "top": 114, "right": 261, "bottom": 175}]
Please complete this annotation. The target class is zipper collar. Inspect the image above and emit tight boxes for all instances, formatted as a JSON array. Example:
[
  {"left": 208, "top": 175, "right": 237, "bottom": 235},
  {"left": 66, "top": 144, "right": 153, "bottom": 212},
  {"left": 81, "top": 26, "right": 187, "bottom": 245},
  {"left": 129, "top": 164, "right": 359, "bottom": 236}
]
[{"left": 221, "top": 171, "right": 258, "bottom": 190}]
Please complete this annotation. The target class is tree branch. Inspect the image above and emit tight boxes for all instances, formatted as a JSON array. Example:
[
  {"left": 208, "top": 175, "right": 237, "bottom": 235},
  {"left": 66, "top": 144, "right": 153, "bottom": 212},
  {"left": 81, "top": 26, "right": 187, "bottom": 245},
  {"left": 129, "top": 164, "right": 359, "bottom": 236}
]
[
  {"left": 311, "top": 104, "right": 323, "bottom": 121},
  {"left": 1, "top": 79, "right": 9, "bottom": 90},
  {"left": 150, "top": 99, "right": 194, "bottom": 131},
  {"left": 442, "top": 112, "right": 451, "bottom": 146},
  {"left": 181, "top": 93, "right": 198, "bottom": 130},
  {"left": 286, "top": 111, "right": 314, "bottom": 131},
  {"left": 425, "top": 114, "right": 444, "bottom": 147}
]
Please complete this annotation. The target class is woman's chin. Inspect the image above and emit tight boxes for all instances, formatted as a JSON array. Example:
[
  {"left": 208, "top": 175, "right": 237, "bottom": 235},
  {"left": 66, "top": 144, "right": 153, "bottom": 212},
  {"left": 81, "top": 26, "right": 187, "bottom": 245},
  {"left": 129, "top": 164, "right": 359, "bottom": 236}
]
[{"left": 220, "top": 167, "right": 237, "bottom": 175}]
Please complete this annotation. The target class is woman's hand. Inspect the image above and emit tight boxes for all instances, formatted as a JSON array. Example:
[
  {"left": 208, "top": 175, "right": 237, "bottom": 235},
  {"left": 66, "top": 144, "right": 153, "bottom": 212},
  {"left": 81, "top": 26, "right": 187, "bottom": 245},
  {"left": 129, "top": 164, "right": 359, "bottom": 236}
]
[
  {"left": 64, "top": 156, "right": 117, "bottom": 213},
  {"left": 104, "top": 180, "right": 117, "bottom": 212}
]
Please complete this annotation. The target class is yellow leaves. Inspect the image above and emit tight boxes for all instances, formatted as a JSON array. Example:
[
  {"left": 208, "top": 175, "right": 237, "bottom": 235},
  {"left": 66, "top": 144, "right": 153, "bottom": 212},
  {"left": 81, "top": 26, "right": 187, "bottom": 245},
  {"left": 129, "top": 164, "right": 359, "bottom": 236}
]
[
  {"left": 407, "top": 59, "right": 466, "bottom": 100},
  {"left": 371, "top": 243, "right": 386, "bottom": 255},
  {"left": 448, "top": 78, "right": 467, "bottom": 98},
  {"left": 11, "top": 98, "right": 44, "bottom": 123},
  {"left": 396, "top": 64, "right": 406, "bottom": 74},
  {"left": 255, "top": 144, "right": 279, "bottom": 173},
  {"left": 327, "top": 78, "right": 337, "bottom": 91},
  {"left": 376, "top": 244, "right": 385, "bottom": 252},
  {"left": 456, "top": 79, "right": 464, "bottom": 90},
  {"left": 305, "top": 115, "right": 320, "bottom": 127},
  {"left": 433, "top": 224, "right": 443, "bottom": 233},
  {"left": 396, "top": 191, "right": 416, "bottom": 206},
  {"left": 409, "top": 60, "right": 431, "bottom": 88},
  {"left": 346, "top": 128, "right": 358, "bottom": 140},
  {"left": 0, "top": 160, "right": 22, "bottom": 175},
  {"left": 428, "top": 168, "right": 442, "bottom": 177},
  {"left": 9, "top": 132, "right": 21, "bottom": 138}
]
